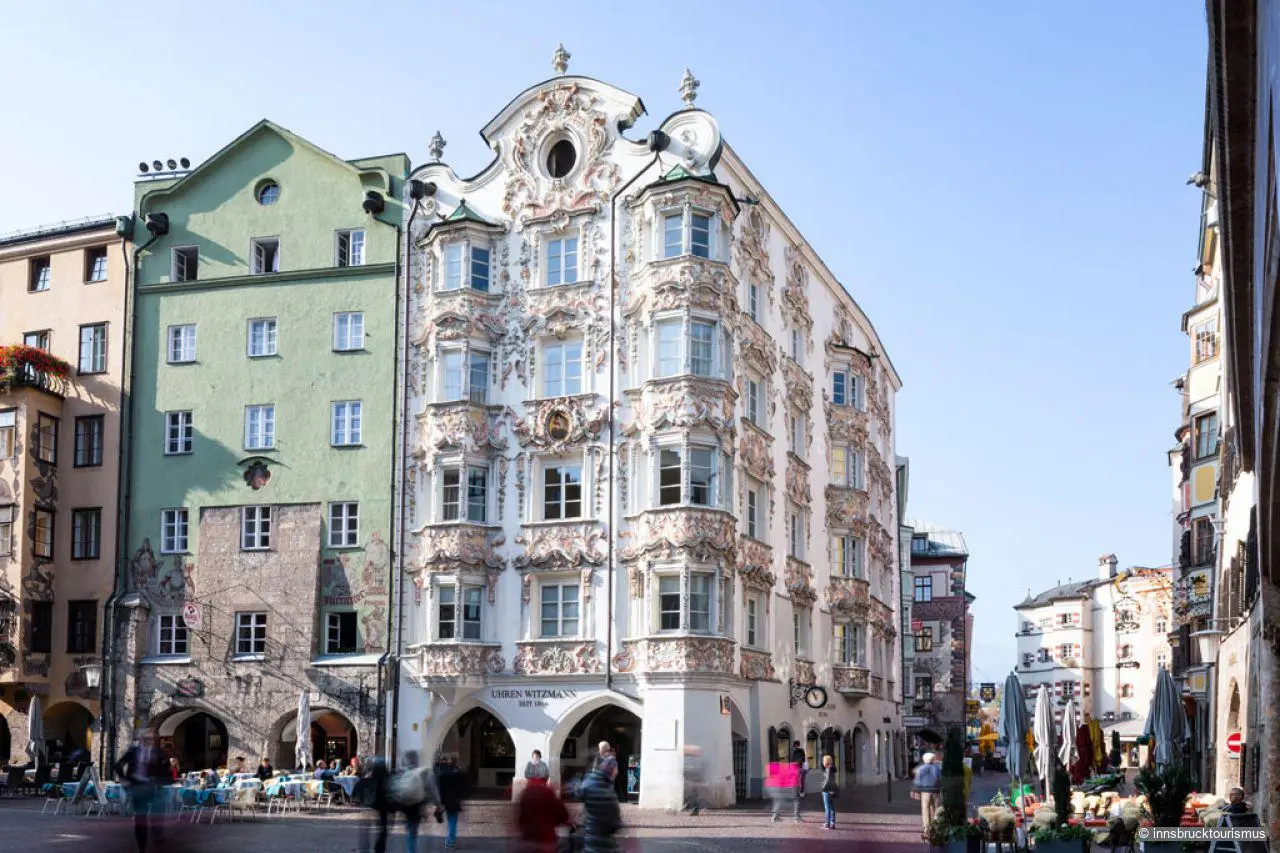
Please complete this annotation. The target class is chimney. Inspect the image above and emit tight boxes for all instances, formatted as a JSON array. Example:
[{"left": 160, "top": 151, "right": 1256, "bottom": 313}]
[{"left": 1098, "top": 554, "right": 1118, "bottom": 579}]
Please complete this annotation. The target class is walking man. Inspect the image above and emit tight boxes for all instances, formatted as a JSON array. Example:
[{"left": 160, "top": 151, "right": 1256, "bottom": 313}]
[
  {"left": 912, "top": 752, "right": 942, "bottom": 832},
  {"left": 790, "top": 740, "right": 807, "bottom": 821},
  {"left": 113, "top": 729, "right": 168, "bottom": 853},
  {"left": 580, "top": 755, "right": 622, "bottom": 853}
]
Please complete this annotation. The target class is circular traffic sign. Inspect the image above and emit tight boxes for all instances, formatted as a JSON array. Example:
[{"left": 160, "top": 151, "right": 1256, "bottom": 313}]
[{"left": 1226, "top": 731, "right": 1242, "bottom": 754}]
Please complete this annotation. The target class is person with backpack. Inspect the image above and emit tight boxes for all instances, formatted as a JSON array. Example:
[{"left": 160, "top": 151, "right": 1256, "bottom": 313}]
[
  {"left": 389, "top": 751, "right": 441, "bottom": 853},
  {"left": 436, "top": 756, "right": 468, "bottom": 849},
  {"left": 579, "top": 755, "right": 622, "bottom": 853}
]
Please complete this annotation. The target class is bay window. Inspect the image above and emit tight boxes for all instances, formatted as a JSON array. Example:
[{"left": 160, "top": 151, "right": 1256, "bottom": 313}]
[
  {"left": 653, "top": 568, "right": 719, "bottom": 634},
  {"left": 442, "top": 241, "right": 491, "bottom": 292},
  {"left": 441, "top": 465, "right": 488, "bottom": 523},
  {"left": 835, "top": 622, "right": 864, "bottom": 666},
  {"left": 655, "top": 442, "right": 728, "bottom": 508},
  {"left": 832, "top": 445, "right": 863, "bottom": 488},
  {"left": 543, "top": 464, "right": 583, "bottom": 520},
  {"left": 832, "top": 535, "right": 862, "bottom": 578},
  {"left": 652, "top": 315, "right": 724, "bottom": 379},
  {"left": 660, "top": 209, "right": 714, "bottom": 259},
  {"left": 832, "top": 368, "right": 864, "bottom": 410},
  {"left": 439, "top": 348, "right": 490, "bottom": 404},
  {"left": 689, "top": 572, "right": 712, "bottom": 631},
  {"left": 437, "top": 583, "right": 483, "bottom": 640}
]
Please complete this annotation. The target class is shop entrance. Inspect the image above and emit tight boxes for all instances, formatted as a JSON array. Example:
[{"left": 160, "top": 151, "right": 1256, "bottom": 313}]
[
  {"left": 561, "top": 704, "right": 641, "bottom": 802},
  {"left": 158, "top": 710, "right": 228, "bottom": 773},
  {"left": 442, "top": 708, "right": 516, "bottom": 794}
]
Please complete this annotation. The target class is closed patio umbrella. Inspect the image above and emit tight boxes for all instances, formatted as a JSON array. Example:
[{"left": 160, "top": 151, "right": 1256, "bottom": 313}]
[
  {"left": 26, "top": 697, "right": 45, "bottom": 769},
  {"left": 999, "top": 673, "right": 1028, "bottom": 788},
  {"left": 294, "top": 691, "right": 312, "bottom": 771},
  {"left": 1143, "top": 666, "right": 1190, "bottom": 769},
  {"left": 1058, "top": 699, "right": 1078, "bottom": 771},
  {"left": 1032, "top": 685, "right": 1056, "bottom": 793}
]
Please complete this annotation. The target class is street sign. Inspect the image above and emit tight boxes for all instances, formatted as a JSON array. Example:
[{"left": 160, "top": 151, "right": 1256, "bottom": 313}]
[
  {"left": 903, "top": 716, "right": 929, "bottom": 727},
  {"left": 1226, "top": 731, "right": 1242, "bottom": 756}
]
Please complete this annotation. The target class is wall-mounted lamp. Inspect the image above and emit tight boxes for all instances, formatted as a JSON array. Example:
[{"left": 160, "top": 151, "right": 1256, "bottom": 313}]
[
  {"left": 363, "top": 191, "right": 386, "bottom": 215},
  {"left": 734, "top": 196, "right": 761, "bottom": 207},
  {"left": 82, "top": 663, "right": 102, "bottom": 689},
  {"left": 144, "top": 213, "right": 169, "bottom": 237}
]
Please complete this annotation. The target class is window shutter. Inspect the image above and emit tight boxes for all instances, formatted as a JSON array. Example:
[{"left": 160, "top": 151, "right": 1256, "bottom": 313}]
[
  {"left": 1083, "top": 682, "right": 1091, "bottom": 698},
  {"left": 1055, "top": 682, "right": 1063, "bottom": 696}
]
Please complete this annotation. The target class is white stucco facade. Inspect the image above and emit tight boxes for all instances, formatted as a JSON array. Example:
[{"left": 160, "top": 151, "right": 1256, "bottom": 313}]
[{"left": 391, "top": 60, "right": 903, "bottom": 808}]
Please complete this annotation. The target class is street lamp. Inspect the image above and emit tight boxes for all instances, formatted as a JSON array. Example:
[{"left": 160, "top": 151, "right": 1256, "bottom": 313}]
[
  {"left": 1190, "top": 628, "right": 1223, "bottom": 664},
  {"left": 82, "top": 663, "right": 102, "bottom": 689}
]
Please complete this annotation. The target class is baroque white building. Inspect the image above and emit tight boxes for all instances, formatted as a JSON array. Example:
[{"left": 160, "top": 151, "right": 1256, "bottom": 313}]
[
  {"left": 393, "top": 54, "right": 903, "bottom": 809},
  {"left": 1013, "top": 557, "right": 1173, "bottom": 765}
]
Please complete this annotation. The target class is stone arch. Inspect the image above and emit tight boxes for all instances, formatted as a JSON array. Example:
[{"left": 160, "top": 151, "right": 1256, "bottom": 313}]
[
  {"left": 546, "top": 691, "right": 643, "bottom": 781},
  {"left": 852, "top": 723, "right": 871, "bottom": 784},
  {"left": 422, "top": 696, "right": 517, "bottom": 767},
  {"left": 149, "top": 705, "right": 229, "bottom": 772},
  {"left": 41, "top": 701, "right": 95, "bottom": 760},
  {"left": 728, "top": 699, "right": 749, "bottom": 739},
  {"left": 266, "top": 705, "right": 359, "bottom": 770}
]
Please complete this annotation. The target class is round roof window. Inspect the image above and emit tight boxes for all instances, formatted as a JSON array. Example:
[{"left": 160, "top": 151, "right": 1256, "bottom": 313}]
[
  {"left": 546, "top": 139, "right": 577, "bottom": 179},
  {"left": 256, "top": 181, "right": 281, "bottom": 205}
]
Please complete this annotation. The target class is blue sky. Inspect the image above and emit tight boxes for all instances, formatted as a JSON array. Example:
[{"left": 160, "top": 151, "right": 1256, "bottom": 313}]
[{"left": 1, "top": 1, "right": 1207, "bottom": 683}]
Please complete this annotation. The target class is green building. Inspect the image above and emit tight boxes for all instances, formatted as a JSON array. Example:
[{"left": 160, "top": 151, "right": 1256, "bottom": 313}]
[{"left": 106, "top": 121, "right": 408, "bottom": 771}]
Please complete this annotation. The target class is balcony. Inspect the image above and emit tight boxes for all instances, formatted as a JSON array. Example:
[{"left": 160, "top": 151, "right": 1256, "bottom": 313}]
[
  {"left": 620, "top": 506, "right": 736, "bottom": 563},
  {"left": 833, "top": 665, "right": 871, "bottom": 696},
  {"left": 825, "top": 484, "right": 870, "bottom": 531},
  {"left": 740, "top": 648, "right": 775, "bottom": 680},
  {"left": 416, "top": 642, "right": 505, "bottom": 678},
  {"left": 416, "top": 287, "right": 502, "bottom": 348},
  {"left": 512, "top": 640, "right": 600, "bottom": 676},
  {"left": 617, "top": 636, "right": 735, "bottom": 675},
  {"left": 739, "top": 424, "right": 774, "bottom": 482},
  {"left": 623, "top": 375, "right": 735, "bottom": 440},
  {"left": 825, "top": 575, "right": 870, "bottom": 619},
  {"left": 624, "top": 254, "right": 736, "bottom": 320},
  {"left": 0, "top": 345, "right": 71, "bottom": 398}
]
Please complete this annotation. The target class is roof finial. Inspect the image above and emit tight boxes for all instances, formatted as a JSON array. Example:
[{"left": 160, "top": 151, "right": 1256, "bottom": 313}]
[
  {"left": 552, "top": 43, "right": 571, "bottom": 75},
  {"left": 429, "top": 131, "right": 446, "bottom": 163},
  {"left": 679, "top": 68, "right": 700, "bottom": 108}
]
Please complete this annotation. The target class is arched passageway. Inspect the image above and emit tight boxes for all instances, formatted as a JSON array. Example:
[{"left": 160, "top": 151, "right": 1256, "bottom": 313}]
[
  {"left": 156, "top": 710, "right": 228, "bottom": 773},
  {"left": 559, "top": 704, "right": 642, "bottom": 802},
  {"left": 441, "top": 708, "right": 516, "bottom": 794},
  {"left": 275, "top": 708, "right": 359, "bottom": 770},
  {"left": 41, "top": 701, "right": 94, "bottom": 764}
]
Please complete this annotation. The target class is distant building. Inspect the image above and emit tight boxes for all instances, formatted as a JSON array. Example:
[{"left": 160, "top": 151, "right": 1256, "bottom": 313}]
[
  {"left": 905, "top": 522, "right": 973, "bottom": 739},
  {"left": 1013, "top": 557, "right": 1173, "bottom": 765},
  {"left": 0, "top": 216, "right": 127, "bottom": 766}
]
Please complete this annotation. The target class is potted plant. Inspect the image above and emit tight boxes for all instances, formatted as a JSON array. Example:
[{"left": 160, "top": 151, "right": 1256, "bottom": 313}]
[
  {"left": 925, "top": 816, "right": 951, "bottom": 851},
  {"left": 947, "top": 820, "right": 984, "bottom": 853},
  {"left": 0, "top": 344, "right": 71, "bottom": 393},
  {"left": 1134, "top": 763, "right": 1193, "bottom": 852},
  {"left": 1029, "top": 823, "right": 1094, "bottom": 852}
]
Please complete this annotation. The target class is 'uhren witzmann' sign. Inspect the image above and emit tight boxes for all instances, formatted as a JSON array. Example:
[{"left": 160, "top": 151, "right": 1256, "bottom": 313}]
[{"left": 489, "top": 689, "right": 579, "bottom": 708}]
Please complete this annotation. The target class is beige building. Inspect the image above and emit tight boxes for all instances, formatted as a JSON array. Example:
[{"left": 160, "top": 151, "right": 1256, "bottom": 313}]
[{"left": 0, "top": 216, "right": 127, "bottom": 766}]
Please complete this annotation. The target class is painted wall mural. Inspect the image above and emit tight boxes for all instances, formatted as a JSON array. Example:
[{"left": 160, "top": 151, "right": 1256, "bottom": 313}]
[{"left": 319, "top": 531, "right": 391, "bottom": 654}]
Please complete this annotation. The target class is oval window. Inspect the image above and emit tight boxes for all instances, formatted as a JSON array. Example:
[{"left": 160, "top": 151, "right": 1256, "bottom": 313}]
[
  {"left": 256, "top": 181, "right": 281, "bottom": 205},
  {"left": 546, "top": 139, "right": 577, "bottom": 179}
]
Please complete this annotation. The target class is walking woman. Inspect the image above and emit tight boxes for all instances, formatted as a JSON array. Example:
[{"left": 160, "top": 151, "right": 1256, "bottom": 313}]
[{"left": 820, "top": 755, "right": 839, "bottom": 829}]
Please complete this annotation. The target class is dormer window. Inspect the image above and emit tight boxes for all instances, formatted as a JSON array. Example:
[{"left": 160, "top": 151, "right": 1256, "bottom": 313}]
[
  {"left": 661, "top": 209, "right": 714, "bottom": 260},
  {"left": 443, "top": 242, "right": 490, "bottom": 292}
]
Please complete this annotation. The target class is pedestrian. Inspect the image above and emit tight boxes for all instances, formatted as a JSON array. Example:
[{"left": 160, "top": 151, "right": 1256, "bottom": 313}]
[
  {"left": 168, "top": 756, "right": 180, "bottom": 781},
  {"left": 682, "top": 745, "right": 704, "bottom": 815},
  {"left": 524, "top": 749, "right": 550, "bottom": 781},
  {"left": 911, "top": 752, "right": 942, "bottom": 832},
  {"left": 579, "top": 755, "right": 622, "bottom": 853},
  {"left": 389, "top": 750, "right": 441, "bottom": 853},
  {"left": 255, "top": 755, "right": 274, "bottom": 781},
  {"left": 790, "top": 740, "right": 807, "bottom": 821},
  {"left": 1223, "top": 787, "right": 1250, "bottom": 815},
  {"left": 515, "top": 776, "right": 573, "bottom": 853},
  {"left": 765, "top": 761, "right": 798, "bottom": 822},
  {"left": 820, "top": 754, "right": 839, "bottom": 829},
  {"left": 113, "top": 728, "right": 168, "bottom": 853},
  {"left": 436, "top": 756, "right": 468, "bottom": 849}
]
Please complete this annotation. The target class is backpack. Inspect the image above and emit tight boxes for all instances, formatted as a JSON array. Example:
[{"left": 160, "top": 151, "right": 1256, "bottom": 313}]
[{"left": 390, "top": 768, "right": 426, "bottom": 806}]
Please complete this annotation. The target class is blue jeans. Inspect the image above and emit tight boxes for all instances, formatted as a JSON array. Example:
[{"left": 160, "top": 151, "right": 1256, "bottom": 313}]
[
  {"left": 822, "top": 791, "right": 835, "bottom": 826},
  {"left": 445, "top": 811, "right": 458, "bottom": 847}
]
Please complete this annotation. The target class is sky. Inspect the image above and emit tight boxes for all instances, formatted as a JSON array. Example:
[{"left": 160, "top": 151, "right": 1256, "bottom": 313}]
[{"left": 0, "top": 2, "right": 1208, "bottom": 684}]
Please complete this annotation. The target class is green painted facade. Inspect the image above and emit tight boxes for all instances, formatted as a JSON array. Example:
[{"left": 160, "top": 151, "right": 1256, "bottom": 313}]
[{"left": 124, "top": 121, "right": 407, "bottom": 661}]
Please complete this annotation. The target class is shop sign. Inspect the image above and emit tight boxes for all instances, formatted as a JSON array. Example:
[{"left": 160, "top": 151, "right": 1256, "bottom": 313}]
[
  {"left": 488, "top": 688, "right": 579, "bottom": 709},
  {"left": 172, "top": 677, "right": 204, "bottom": 699}
]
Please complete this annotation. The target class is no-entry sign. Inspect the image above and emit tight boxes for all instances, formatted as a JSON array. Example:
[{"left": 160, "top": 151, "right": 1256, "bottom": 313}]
[{"left": 1226, "top": 731, "right": 1242, "bottom": 755}]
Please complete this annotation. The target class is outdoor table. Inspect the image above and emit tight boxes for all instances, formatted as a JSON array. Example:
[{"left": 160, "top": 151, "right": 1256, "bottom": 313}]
[
  {"left": 265, "top": 780, "right": 307, "bottom": 799},
  {"left": 194, "top": 788, "right": 231, "bottom": 806},
  {"left": 334, "top": 776, "right": 359, "bottom": 798}
]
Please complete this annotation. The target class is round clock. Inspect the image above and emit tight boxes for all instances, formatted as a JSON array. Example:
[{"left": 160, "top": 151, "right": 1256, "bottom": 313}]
[{"left": 804, "top": 686, "right": 828, "bottom": 709}]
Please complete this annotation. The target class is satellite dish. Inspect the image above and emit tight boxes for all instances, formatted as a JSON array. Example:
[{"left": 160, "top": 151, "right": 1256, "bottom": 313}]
[
  {"left": 138, "top": 162, "right": 149, "bottom": 173},
  {"left": 179, "top": 157, "right": 190, "bottom": 168},
  {"left": 166, "top": 159, "right": 177, "bottom": 170},
  {"left": 152, "top": 160, "right": 163, "bottom": 171}
]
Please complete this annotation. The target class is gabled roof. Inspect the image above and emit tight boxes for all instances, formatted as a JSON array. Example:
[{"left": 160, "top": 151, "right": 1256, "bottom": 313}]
[
  {"left": 1016, "top": 580, "right": 1099, "bottom": 609},
  {"left": 444, "top": 199, "right": 497, "bottom": 225},
  {"left": 138, "top": 119, "right": 394, "bottom": 209}
]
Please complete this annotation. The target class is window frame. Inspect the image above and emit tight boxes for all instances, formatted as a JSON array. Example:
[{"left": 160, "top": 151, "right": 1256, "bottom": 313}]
[
  {"left": 164, "top": 410, "right": 193, "bottom": 456},
  {"left": 790, "top": 411, "right": 805, "bottom": 456},
  {"left": 246, "top": 317, "right": 279, "bottom": 358},
  {"left": 155, "top": 612, "right": 190, "bottom": 658},
  {"left": 333, "top": 312, "right": 365, "bottom": 352},
  {"left": 77, "top": 323, "right": 108, "bottom": 375},
  {"left": 1192, "top": 316, "right": 1219, "bottom": 364},
  {"left": 70, "top": 507, "right": 102, "bottom": 561},
  {"left": 652, "top": 314, "right": 725, "bottom": 380},
  {"left": 28, "top": 256, "right": 51, "bottom": 292},
  {"left": 324, "top": 609, "right": 360, "bottom": 655},
  {"left": 832, "top": 534, "right": 862, "bottom": 578},
  {"left": 545, "top": 235, "right": 580, "bottom": 287},
  {"left": 0, "top": 505, "right": 13, "bottom": 557},
  {"left": 542, "top": 463, "right": 584, "bottom": 521},
  {"left": 746, "top": 280, "right": 761, "bottom": 321},
  {"left": 654, "top": 439, "right": 729, "bottom": 509},
  {"left": 913, "top": 576, "right": 933, "bottom": 602},
  {"left": 161, "top": 507, "right": 189, "bottom": 554},
  {"left": 66, "top": 599, "right": 97, "bottom": 654},
  {"left": 331, "top": 400, "right": 363, "bottom": 447},
  {"left": 788, "top": 508, "right": 805, "bottom": 560},
  {"left": 244, "top": 404, "right": 276, "bottom": 451},
  {"left": 834, "top": 622, "right": 864, "bottom": 666},
  {"left": 336, "top": 229, "right": 366, "bottom": 268},
  {"left": 85, "top": 246, "right": 109, "bottom": 283},
  {"left": 831, "top": 445, "right": 864, "bottom": 489},
  {"left": 746, "top": 485, "right": 761, "bottom": 539},
  {"left": 438, "top": 346, "right": 491, "bottom": 404},
  {"left": 440, "top": 240, "right": 492, "bottom": 292},
  {"left": 250, "top": 237, "right": 281, "bottom": 275},
  {"left": 658, "top": 207, "right": 716, "bottom": 260},
  {"left": 33, "top": 507, "right": 54, "bottom": 558},
  {"left": 915, "top": 676, "right": 934, "bottom": 701},
  {"left": 542, "top": 338, "right": 584, "bottom": 398},
  {"left": 440, "top": 464, "right": 489, "bottom": 524},
  {"left": 745, "top": 377, "right": 763, "bottom": 425},
  {"left": 0, "top": 409, "right": 15, "bottom": 460},
  {"left": 234, "top": 611, "right": 268, "bottom": 657},
  {"left": 435, "top": 581, "right": 484, "bottom": 641},
  {"left": 36, "top": 413, "right": 58, "bottom": 465},
  {"left": 167, "top": 324, "right": 197, "bottom": 364},
  {"left": 1193, "top": 411, "right": 1219, "bottom": 459},
  {"left": 73, "top": 415, "right": 104, "bottom": 468},
  {"left": 915, "top": 626, "right": 934, "bottom": 653},
  {"left": 539, "top": 580, "right": 581, "bottom": 638},
  {"left": 328, "top": 501, "right": 359, "bottom": 549},
  {"left": 240, "top": 505, "right": 272, "bottom": 551},
  {"left": 652, "top": 567, "right": 719, "bottom": 635},
  {"left": 171, "top": 247, "right": 199, "bottom": 282},
  {"left": 745, "top": 595, "right": 763, "bottom": 648}
]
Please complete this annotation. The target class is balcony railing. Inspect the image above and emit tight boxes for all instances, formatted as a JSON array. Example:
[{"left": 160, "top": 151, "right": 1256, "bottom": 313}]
[{"left": 0, "top": 345, "right": 72, "bottom": 396}]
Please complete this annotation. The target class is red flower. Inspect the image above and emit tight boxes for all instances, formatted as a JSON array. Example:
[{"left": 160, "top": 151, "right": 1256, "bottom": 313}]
[{"left": 0, "top": 344, "right": 72, "bottom": 383}]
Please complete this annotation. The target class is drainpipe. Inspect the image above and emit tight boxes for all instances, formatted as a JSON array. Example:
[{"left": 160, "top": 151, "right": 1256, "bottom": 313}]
[
  {"left": 605, "top": 142, "right": 665, "bottom": 693},
  {"left": 367, "top": 189, "right": 416, "bottom": 769},
  {"left": 101, "top": 218, "right": 160, "bottom": 772}
]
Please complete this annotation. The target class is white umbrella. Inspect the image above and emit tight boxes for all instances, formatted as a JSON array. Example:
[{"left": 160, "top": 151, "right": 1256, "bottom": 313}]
[
  {"left": 999, "top": 673, "right": 1029, "bottom": 787},
  {"left": 1032, "top": 685, "right": 1056, "bottom": 792},
  {"left": 26, "top": 697, "right": 45, "bottom": 769},
  {"left": 294, "top": 691, "right": 313, "bottom": 771},
  {"left": 1058, "top": 699, "right": 1079, "bottom": 771},
  {"left": 1143, "top": 666, "right": 1190, "bottom": 769}
]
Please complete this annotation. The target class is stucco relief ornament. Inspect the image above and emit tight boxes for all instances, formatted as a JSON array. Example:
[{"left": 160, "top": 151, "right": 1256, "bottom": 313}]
[
  {"left": 781, "top": 243, "right": 813, "bottom": 335},
  {"left": 612, "top": 647, "right": 636, "bottom": 673},
  {"left": 429, "top": 131, "right": 446, "bottom": 163},
  {"left": 243, "top": 460, "right": 271, "bottom": 490},
  {"left": 624, "top": 377, "right": 735, "bottom": 441},
  {"left": 739, "top": 429, "right": 775, "bottom": 482},
  {"left": 620, "top": 508, "right": 736, "bottom": 562},
  {"left": 740, "top": 649, "right": 776, "bottom": 681},
  {"left": 734, "top": 206, "right": 774, "bottom": 300},
  {"left": 512, "top": 395, "right": 606, "bottom": 453},
  {"left": 513, "top": 522, "right": 608, "bottom": 571},
  {"left": 785, "top": 459, "right": 811, "bottom": 506}
]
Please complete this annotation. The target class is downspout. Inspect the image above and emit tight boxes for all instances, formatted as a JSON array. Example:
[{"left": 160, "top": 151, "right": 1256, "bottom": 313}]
[
  {"left": 605, "top": 142, "right": 664, "bottom": 693},
  {"left": 368, "top": 194, "right": 414, "bottom": 769},
  {"left": 102, "top": 220, "right": 160, "bottom": 772}
]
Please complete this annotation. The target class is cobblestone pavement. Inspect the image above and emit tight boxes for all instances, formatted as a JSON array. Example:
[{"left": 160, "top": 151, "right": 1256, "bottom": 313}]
[{"left": 0, "top": 792, "right": 929, "bottom": 852}]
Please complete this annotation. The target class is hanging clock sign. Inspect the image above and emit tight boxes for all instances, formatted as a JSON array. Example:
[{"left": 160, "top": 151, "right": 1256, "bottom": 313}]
[{"left": 804, "top": 686, "right": 828, "bottom": 709}]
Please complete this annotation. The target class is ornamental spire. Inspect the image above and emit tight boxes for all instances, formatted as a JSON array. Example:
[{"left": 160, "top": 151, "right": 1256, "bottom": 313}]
[
  {"left": 679, "top": 68, "right": 700, "bottom": 108},
  {"left": 429, "top": 131, "right": 446, "bottom": 163},
  {"left": 552, "top": 43, "right": 571, "bottom": 75}
]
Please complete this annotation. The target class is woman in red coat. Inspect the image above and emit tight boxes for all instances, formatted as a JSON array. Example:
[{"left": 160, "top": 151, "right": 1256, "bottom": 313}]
[{"left": 515, "top": 777, "right": 573, "bottom": 853}]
